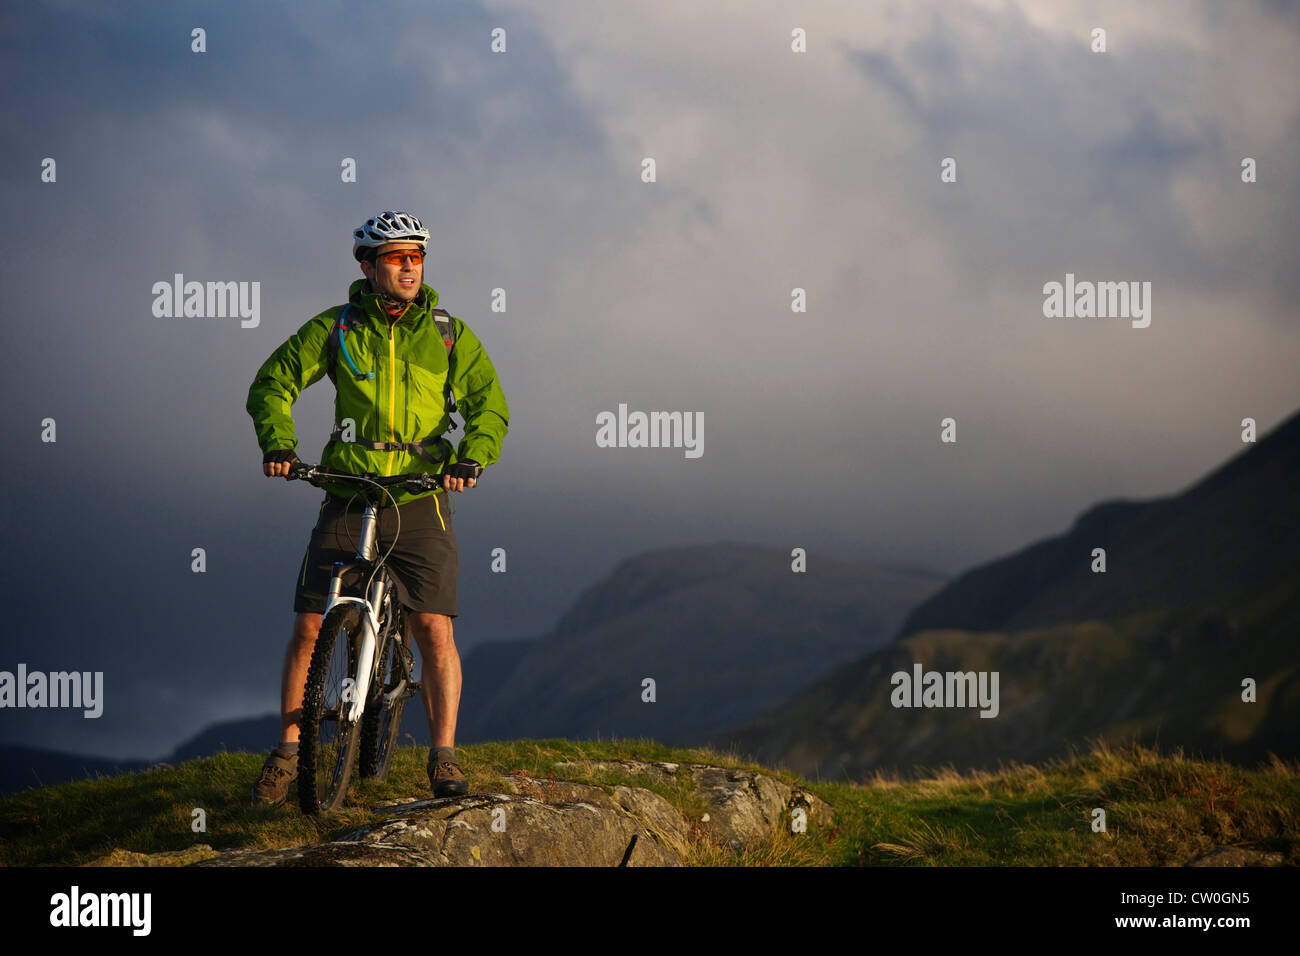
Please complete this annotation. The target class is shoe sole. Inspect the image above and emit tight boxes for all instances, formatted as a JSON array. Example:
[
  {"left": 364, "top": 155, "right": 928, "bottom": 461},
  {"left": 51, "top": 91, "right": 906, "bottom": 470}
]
[{"left": 431, "top": 780, "right": 469, "bottom": 798}]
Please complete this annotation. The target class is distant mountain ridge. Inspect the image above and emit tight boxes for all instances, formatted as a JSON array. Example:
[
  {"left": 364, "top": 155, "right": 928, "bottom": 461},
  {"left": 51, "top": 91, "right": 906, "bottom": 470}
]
[
  {"left": 718, "top": 409, "right": 1300, "bottom": 779},
  {"left": 458, "top": 541, "right": 945, "bottom": 744},
  {"left": 899, "top": 410, "right": 1300, "bottom": 636},
  {"left": 718, "top": 564, "right": 1300, "bottom": 779}
]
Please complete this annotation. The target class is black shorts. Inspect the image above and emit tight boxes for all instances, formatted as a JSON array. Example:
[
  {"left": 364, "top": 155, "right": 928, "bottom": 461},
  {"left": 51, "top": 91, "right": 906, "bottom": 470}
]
[{"left": 292, "top": 490, "right": 458, "bottom": 618}]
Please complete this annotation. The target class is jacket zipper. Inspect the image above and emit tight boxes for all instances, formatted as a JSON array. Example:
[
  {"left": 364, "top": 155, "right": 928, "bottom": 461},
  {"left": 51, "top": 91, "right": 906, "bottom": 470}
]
[{"left": 387, "top": 323, "right": 397, "bottom": 477}]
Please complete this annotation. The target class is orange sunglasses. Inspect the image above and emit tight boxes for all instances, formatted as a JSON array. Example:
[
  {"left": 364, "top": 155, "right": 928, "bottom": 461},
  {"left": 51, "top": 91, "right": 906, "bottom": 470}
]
[{"left": 375, "top": 250, "right": 425, "bottom": 266}]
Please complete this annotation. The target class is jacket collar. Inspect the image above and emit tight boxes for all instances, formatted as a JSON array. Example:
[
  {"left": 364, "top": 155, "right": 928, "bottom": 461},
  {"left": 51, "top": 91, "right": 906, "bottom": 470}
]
[{"left": 348, "top": 278, "right": 440, "bottom": 329}]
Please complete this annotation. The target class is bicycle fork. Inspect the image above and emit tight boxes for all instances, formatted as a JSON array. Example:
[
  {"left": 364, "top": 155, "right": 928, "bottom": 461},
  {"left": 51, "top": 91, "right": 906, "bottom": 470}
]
[{"left": 322, "top": 502, "right": 390, "bottom": 725}]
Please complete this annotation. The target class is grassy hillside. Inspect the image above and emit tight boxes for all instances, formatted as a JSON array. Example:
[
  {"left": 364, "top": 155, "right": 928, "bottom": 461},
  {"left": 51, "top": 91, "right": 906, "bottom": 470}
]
[{"left": 0, "top": 739, "right": 1294, "bottom": 867}]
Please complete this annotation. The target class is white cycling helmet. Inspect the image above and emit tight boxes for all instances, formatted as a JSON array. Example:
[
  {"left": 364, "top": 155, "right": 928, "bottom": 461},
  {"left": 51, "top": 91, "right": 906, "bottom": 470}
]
[{"left": 352, "top": 210, "right": 430, "bottom": 261}]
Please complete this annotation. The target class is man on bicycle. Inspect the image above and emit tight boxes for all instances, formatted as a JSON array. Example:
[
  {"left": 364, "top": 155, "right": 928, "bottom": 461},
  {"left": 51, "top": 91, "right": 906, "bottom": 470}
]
[{"left": 246, "top": 210, "right": 509, "bottom": 805}]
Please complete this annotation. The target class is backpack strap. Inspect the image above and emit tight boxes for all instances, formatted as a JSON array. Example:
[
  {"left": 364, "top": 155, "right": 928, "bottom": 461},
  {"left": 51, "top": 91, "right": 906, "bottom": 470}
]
[
  {"left": 326, "top": 430, "right": 453, "bottom": 472},
  {"left": 429, "top": 307, "right": 455, "bottom": 356},
  {"left": 429, "top": 308, "right": 460, "bottom": 428}
]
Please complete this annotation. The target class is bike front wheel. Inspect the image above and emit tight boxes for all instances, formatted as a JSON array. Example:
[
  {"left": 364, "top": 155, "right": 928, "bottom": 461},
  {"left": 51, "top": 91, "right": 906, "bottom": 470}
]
[{"left": 298, "top": 603, "right": 367, "bottom": 814}]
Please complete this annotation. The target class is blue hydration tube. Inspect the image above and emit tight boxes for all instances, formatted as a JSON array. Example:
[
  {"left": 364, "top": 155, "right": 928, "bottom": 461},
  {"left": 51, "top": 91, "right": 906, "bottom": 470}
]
[{"left": 335, "top": 304, "right": 374, "bottom": 381}]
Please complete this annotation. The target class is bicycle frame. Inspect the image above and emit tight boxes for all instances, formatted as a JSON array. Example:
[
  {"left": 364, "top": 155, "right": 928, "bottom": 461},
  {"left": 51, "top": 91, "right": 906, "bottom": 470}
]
[
  {"left": 287, "top": 463, "right": 444, "bottom": 813},
  {"left": 321, "top": 499, "right": 391, "bottom": 725}
]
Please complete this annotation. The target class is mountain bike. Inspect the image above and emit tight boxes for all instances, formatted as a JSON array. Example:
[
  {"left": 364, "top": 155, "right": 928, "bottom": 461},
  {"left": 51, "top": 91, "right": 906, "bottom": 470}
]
[{"left": 286, "top": 461, "right": 443, "bottom": 815}]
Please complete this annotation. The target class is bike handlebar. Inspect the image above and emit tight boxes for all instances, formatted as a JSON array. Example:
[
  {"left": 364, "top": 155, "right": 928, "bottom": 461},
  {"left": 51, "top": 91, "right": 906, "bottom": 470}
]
[{"left": 285, "top": 461, "right": 445, "bottom": 495}]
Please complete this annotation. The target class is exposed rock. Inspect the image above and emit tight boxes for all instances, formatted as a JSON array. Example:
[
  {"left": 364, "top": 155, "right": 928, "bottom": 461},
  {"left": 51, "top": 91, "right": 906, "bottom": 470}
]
[
  {"left": 610, "top": 785, "right": 690, "bottom": 857},
  {"left": 497, "top": 773, "right": 690, "bottom": 856},
  {"left": 85, "top": 844, "right": 220, "bottom": 867},
  {"left": 550, "top": 759, "right": 835, "bottom": 850},
  {"left": 687, "top": 765, "right": 790, "bottom": 849},
  {"left": 196, "top": 791, "right": 680, "bottom": 867},
  {"left": 789, "top": 784, "right": 835, "bottom": 829},
  {"left": 1186, "top": 847, "right": 1284, "bottom": 867}
]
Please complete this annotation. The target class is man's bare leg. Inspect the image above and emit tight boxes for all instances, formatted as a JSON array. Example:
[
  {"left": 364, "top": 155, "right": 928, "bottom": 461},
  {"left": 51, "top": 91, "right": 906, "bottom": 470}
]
[
  {"left": 280, "top": 611, "right": 322, "bottom": 743},
  {"left": 408, "top": 612, "right": 460, "bottom": 746}
]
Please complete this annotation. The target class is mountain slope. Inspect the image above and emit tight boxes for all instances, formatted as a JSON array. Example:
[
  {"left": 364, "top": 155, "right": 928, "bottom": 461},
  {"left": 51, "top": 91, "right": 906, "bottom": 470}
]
[
  {"left": 899, "top": 409, "right": 1300, "bottom": 636},
  {"left": 719, "top": 410, "right": 1300, "bottom": 778},
  {"left": 718, "top": 555, "right": 1300, "bottom": 779},
  {"left": 459, "top": 542, "right": 945, "bottom": 744}
]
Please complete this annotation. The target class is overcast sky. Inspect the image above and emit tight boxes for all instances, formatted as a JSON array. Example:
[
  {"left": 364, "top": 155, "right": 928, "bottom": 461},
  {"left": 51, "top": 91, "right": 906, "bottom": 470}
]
[{"left": 1, "top": 0, "right": 1297, "bottom": 760}]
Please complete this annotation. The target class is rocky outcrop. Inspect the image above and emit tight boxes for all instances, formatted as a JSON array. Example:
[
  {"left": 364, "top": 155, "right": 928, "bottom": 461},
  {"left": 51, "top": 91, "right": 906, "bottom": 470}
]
[
  {"left": 496, "top": 772, "right": 690, "bottom": 856},
  {"left": 96, "top": 762, "right": 835, "bottom": 867},
  {"left": 198, "top": 790, "right": 679, "bottom": 867},
  {"left": 554, "top": 759, "right": 834, "bottom": 850}
]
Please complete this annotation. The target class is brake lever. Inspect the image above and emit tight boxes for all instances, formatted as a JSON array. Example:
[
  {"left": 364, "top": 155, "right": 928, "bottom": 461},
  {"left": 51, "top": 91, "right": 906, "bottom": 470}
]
[{"left": 287, "top": 463, "right": 319, "bottom": 484}]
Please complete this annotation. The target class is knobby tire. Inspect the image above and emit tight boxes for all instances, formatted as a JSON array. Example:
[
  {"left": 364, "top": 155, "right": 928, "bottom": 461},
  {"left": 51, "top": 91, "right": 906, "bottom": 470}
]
[{"left": 298, "top": 603, "right": 366, "bottom": 814}]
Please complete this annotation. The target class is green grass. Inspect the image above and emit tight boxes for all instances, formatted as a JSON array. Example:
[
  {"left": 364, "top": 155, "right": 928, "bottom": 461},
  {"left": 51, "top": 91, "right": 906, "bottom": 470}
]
[{"left": 0, "top": 737, "right": 1295, "bottom": 866}]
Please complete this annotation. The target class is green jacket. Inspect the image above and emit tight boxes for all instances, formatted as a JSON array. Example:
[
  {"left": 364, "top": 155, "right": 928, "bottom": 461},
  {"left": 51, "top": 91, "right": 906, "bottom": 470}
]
[{"left": 247, "top": 279, "right": 509, "bottom": 505}]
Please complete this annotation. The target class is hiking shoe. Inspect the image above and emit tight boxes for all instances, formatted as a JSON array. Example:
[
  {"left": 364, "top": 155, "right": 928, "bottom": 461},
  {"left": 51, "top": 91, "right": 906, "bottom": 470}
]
[
  {"left": 428, "top": 754, "right": 469, "bottom": 798},
  {"left": 251, "top": 748, "right": 298, "bottom": 806}
]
